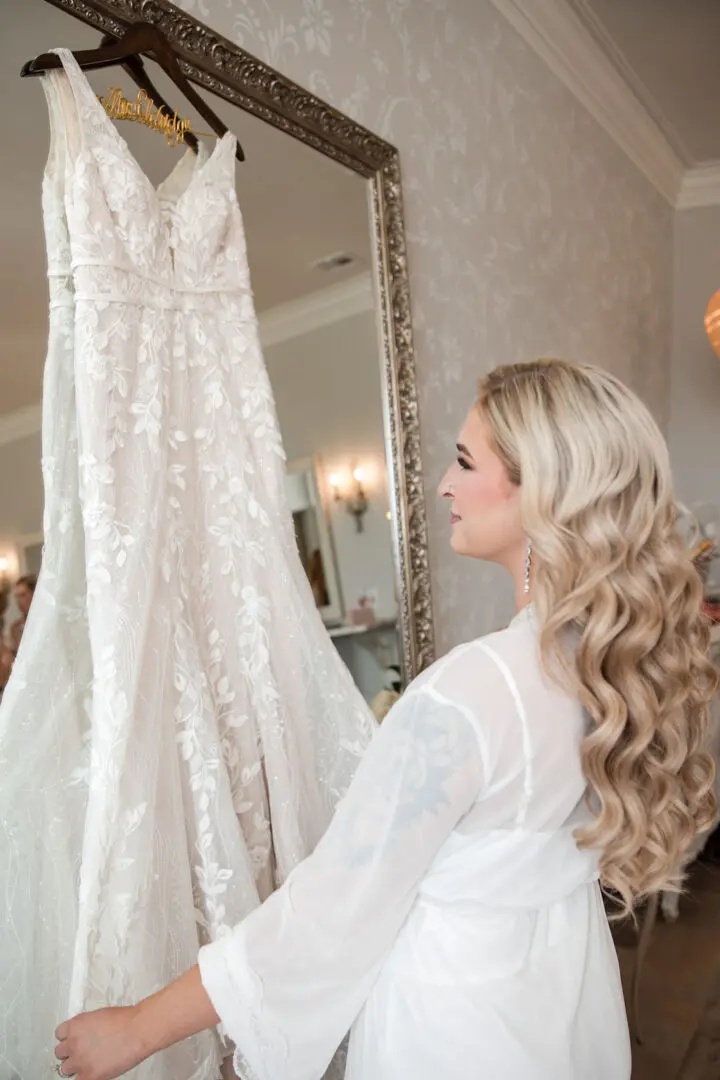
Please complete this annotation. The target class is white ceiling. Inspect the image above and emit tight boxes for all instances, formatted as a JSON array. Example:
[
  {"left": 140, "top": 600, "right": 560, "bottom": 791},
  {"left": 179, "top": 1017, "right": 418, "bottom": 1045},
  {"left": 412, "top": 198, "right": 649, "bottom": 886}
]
[
  {"left": 0, "top": 0, "right": 371, "bottom": 416},
  {"left": 571, "top": 0, "right": 720, "bottom": 166}
]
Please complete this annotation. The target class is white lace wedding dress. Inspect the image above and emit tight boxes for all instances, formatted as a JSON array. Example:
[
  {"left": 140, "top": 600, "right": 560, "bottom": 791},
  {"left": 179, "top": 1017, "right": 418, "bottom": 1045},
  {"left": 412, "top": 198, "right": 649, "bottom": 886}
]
[{"left": 0, "top": 49, "right": 374, "bottom": 1080}]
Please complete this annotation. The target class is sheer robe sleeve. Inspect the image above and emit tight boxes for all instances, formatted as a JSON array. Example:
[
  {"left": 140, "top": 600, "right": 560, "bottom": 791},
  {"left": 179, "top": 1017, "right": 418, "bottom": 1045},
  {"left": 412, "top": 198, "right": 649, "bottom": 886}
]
[{"left": 198, "top": 682, "right": 487, "bottom": 1080}]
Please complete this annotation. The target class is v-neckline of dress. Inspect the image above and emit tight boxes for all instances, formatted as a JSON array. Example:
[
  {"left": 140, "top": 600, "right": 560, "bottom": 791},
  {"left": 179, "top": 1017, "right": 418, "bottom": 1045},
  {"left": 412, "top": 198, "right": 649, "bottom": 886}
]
[{"left": 52, "top": 47, "right": 235, "bottom": 216}]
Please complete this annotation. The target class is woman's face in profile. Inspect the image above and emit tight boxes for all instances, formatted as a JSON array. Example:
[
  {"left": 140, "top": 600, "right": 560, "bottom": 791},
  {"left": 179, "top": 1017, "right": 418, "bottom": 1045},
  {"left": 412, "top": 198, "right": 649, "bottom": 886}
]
[{"left": 439, "top": 408, "right": 524, "bottom": 568}]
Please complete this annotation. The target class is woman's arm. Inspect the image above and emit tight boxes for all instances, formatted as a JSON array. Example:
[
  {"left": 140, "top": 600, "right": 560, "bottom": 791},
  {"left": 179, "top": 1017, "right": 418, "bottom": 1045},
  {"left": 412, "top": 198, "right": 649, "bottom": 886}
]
[{"left": 56, "top": 967, "right": 218, "bottom": 1080}]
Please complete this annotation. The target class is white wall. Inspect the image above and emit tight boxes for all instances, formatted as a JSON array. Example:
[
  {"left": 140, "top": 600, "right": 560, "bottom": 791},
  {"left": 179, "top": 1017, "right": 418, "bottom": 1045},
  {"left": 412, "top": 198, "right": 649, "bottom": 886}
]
[
  {"left": 668, "top": 205, "right": 720, "bottom": 590},
  {"left": 175, "top": 0, "right": 673, "bottom": 652},
  {"left": 669, "top": 206, "right": 720, "bottom": 509},
  {"left": 264, "top": 310, "right": 397, "bottom": 620}
]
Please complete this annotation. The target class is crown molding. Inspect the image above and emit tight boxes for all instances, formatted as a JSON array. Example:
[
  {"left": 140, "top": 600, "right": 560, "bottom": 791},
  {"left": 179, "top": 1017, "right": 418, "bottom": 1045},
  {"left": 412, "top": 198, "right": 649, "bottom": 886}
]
[
  {"left": 0, "top": 276, "right": 376, "bottom": 447},
  {"left": 487, "top": 0, "right": 685, "bottom": 205},
  {"left": 677, "top": 163, "right": 720, "bottom": 211},
  {"left": 563, "top": 0, "right": 694, "bottom": 167},
  {"left": 258, "top": 273, "right": 374, "bottom": 348},
  {"left": 0, "top": 403, "right": 42, "bottom": 447}
]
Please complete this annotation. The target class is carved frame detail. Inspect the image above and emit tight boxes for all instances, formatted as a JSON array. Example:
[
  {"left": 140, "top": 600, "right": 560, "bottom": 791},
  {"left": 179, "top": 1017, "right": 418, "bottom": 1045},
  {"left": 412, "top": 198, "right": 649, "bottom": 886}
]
[{"left": 41, "top": 0, "right": 436, "bottom": 678}]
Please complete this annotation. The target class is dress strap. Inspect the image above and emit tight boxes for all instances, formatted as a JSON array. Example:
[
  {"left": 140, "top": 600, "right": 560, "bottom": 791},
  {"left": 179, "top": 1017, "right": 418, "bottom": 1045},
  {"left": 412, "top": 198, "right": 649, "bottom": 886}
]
[
  {"left": 39, "top": 70, "right": 75, "bottom": 280},
  {"left": 40, "top": 68, "right": 67, "bottom": 189},
  {"left": 47, "top": 47, "right": 121, "bottom": 158}
]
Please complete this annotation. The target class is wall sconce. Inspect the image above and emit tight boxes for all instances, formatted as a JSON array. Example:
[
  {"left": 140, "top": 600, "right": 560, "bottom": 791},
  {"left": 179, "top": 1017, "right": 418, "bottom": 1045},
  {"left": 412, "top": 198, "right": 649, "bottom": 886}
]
[{"left": 329, "top": 466, "right": 370, "bottom": 533}]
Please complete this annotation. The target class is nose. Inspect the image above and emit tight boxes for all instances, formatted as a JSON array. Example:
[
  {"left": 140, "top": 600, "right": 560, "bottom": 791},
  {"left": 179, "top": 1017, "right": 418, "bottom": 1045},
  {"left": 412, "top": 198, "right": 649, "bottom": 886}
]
[{"left": 438, "top": 465, "right": 454, "bottom": 500}]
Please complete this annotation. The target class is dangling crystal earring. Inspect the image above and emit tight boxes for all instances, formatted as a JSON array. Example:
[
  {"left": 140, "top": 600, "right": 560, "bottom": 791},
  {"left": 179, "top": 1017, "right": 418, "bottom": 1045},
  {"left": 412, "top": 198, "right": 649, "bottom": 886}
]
[{"left": 523, "top": 538, "right": 532, "bottom": 595}]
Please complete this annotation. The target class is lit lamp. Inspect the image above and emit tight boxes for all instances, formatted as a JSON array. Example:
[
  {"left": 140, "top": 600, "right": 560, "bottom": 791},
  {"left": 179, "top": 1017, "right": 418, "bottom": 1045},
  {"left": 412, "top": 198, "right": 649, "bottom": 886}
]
[
  {"left": 329, "top": 466, "right": 370, "bottom": 533},
  {"left": 705, "top": 289, "right": 720, "bottom": 359},
  {"left": 328, "top": 473, "right": 341, "bottom": 500}
]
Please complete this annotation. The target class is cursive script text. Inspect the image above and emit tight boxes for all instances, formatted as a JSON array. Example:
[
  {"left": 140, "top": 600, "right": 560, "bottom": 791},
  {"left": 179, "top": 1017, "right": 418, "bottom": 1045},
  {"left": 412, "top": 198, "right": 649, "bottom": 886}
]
[{"left": 98, "top": 87, "right": 192, "bottom": 147}]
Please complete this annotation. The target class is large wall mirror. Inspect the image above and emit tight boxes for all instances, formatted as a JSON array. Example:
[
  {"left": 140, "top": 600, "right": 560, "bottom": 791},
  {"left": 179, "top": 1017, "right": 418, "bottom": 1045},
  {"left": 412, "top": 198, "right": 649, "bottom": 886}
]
[{"left": 0, "top": 0, "right": 435, "bottom": 705}]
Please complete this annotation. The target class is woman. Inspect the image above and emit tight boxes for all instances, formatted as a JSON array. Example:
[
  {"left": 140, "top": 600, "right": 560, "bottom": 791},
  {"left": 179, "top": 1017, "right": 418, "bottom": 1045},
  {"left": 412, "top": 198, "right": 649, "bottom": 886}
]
[{"left": 54, "top": 360, "right": 716, "bottom": 1080}]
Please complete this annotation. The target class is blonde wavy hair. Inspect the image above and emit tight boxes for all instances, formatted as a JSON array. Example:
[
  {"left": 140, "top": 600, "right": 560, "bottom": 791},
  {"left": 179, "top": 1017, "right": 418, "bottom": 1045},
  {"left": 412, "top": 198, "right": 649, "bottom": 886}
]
[{"left": 479, "top": 359, "right": 717, "bottom": 917}]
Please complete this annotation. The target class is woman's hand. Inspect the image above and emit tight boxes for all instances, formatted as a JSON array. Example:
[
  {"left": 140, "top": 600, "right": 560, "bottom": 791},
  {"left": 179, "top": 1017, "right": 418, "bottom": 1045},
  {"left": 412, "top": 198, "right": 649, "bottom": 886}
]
[
  {"left": 55, "top": 1006, "right": 148, "bottom": 1080},
  {"left": 54, "top": 965, "right": 220, "bottom": 1079}
]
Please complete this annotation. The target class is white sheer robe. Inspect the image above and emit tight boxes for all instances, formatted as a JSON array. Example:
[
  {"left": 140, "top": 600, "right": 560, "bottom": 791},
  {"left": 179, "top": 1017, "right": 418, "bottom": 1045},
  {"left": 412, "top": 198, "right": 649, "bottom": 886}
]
[{"left": 199, "top": 607, "right": 631, "bottom": 1080}]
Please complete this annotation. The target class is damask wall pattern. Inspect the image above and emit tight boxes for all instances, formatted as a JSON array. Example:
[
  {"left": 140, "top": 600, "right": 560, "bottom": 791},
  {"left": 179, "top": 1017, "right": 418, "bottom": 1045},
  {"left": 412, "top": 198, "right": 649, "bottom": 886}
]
[{"left": 175, "top": 0, "right": 672, "bottom": 651}]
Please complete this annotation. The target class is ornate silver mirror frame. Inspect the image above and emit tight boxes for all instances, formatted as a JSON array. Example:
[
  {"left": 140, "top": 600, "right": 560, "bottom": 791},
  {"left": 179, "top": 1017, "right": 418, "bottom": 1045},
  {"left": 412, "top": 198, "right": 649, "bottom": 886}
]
[{"left": 42, "top": 0, "right": 435, "bottom": 680}]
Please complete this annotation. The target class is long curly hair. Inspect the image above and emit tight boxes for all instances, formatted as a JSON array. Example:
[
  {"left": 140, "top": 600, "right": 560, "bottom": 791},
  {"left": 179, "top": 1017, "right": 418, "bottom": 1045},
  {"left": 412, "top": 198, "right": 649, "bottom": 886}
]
[{"left": 479, "top": 359, "right": 717, "bottom": 917}]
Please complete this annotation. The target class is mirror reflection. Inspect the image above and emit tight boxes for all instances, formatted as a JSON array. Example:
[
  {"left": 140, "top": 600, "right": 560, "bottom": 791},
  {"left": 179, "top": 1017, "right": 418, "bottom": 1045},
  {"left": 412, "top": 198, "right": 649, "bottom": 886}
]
[
  {"left": 0, "top": 4, "right": 400, "bottom": 712},
  {"left": 286, "top": 458, "right": 343, "bottom": 621}
]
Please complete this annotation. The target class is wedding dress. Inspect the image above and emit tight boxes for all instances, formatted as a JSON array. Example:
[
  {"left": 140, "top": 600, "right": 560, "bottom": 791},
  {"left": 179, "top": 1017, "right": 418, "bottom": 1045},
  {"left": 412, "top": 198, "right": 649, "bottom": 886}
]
[{"left": 0, "top": 49, "right": 374, "bottom": 1080}]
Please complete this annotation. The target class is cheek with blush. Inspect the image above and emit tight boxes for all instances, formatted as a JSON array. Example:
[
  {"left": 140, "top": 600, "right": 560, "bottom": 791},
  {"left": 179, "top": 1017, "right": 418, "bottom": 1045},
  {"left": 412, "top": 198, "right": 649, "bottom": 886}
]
[{"left": 450, "top": 470, "right": 522, "bottom": 561}]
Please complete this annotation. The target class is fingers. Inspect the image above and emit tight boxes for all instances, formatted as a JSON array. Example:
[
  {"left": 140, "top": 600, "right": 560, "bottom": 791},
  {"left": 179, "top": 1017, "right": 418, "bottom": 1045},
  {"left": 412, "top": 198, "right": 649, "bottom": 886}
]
[
  {"left": 56, "top": 1021, "right": 69, "bottom": 1040},
  {"left": 55, "top": 1037, "right": 73, "bottom": 1077}
]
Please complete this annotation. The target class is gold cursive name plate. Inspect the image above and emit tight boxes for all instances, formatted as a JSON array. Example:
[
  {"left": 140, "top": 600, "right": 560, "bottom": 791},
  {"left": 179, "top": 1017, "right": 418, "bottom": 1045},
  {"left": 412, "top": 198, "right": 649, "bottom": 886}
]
[{"left": 98, "top": 87, "right": 192, "bottom": 146}]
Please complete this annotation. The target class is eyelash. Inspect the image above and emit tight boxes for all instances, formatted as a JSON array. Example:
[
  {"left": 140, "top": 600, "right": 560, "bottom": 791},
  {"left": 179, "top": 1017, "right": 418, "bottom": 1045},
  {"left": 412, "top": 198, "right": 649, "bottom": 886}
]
[{"left": 457, "top": 457, "right": 472, "bottom": 471}]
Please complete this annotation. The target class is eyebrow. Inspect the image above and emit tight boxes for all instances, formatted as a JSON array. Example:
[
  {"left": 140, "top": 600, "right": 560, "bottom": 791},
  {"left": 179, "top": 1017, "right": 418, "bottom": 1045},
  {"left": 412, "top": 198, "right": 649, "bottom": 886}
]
[{"left": 456, "top": 442, "right": 474, "bottom": 459}]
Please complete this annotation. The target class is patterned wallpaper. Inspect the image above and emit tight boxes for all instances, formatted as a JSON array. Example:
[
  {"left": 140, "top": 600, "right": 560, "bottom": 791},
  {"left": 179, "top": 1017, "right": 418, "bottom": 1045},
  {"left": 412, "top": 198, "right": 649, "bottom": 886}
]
[{"left": 176, "top": 0, "right": 673, "bottom": 653}]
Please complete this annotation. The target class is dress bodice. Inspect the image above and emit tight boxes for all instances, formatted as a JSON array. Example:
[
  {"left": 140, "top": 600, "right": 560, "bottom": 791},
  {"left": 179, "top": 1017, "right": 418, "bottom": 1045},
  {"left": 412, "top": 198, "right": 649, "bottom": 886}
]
[{"left": 47, "top": 50, "right": 242, "bottom": 291}]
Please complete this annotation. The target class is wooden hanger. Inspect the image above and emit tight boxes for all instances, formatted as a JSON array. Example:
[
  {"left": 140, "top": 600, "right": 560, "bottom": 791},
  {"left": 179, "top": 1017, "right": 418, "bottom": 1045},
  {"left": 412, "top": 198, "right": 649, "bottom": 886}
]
[{"left": 21, "top": 20, "right": 245, "bottom": 162}]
